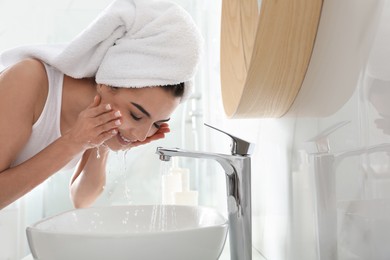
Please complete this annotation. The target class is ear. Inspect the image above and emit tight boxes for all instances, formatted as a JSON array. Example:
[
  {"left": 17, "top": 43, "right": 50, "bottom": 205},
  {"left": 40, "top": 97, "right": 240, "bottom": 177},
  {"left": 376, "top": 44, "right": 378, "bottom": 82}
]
[
  {"left": 97, "top": 84, "right": 110, "bottom": 95},
  {"left": 96, "top": 84, "right": 102, "bottom": 93}
]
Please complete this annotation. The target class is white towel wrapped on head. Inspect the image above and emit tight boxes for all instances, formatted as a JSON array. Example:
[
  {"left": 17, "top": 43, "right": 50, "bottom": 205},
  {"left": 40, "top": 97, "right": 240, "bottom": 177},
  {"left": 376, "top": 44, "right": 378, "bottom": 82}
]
[{"left": 0, "top": 0, "right": 203, "bottom": 101}]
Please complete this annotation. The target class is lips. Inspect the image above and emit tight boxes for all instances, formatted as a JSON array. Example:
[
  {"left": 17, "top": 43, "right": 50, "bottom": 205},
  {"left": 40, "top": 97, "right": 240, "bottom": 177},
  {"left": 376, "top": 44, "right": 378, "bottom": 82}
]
[{"left": 117, "top": 132, "right": 136, "bottom": 145}]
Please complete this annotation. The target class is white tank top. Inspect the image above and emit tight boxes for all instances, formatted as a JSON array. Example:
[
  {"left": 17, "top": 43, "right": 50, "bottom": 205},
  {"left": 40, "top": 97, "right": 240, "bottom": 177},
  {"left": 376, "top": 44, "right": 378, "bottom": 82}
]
[{"left": 11, "top": 63, "right": 82, "bottom": 170}]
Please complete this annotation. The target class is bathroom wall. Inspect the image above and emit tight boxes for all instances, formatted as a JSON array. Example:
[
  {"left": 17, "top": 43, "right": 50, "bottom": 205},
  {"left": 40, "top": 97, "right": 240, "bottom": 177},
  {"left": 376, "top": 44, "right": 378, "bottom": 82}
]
[
  {"left": 200, "top": 1, "right": 390, "bottom": 260},
  {"left": 203, "top": 1, "right": 390, "bottom": 260},
  {"left": 1, "top": 0, "right": 390, "bottom": 260}
]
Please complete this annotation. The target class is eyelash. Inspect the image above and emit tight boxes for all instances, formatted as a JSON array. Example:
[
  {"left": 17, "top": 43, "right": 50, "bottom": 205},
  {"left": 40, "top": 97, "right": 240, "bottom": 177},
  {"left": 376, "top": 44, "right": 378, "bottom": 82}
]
[
  {"left": 130, "top": 113, "right": 141, "bottom": 121},
  {"left": 131, "top": 113, "right": 161, "bottom": 129}
]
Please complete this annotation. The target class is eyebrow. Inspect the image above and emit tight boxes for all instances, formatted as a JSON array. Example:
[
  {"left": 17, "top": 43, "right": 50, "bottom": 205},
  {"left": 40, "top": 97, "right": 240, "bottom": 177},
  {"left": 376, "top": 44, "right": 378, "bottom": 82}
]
[
  {"left": 131, "top": 102, "right": 171, "bottom": 123},
  {"left": 131, "top": 102, "right": 150, "bottom": 117}
]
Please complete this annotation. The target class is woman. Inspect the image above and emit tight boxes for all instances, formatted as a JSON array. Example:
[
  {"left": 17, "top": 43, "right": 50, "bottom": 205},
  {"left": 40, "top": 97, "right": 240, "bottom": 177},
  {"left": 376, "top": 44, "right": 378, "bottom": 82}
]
[{"left": 0, "top": 0, "right": 202, "bottom": 209}]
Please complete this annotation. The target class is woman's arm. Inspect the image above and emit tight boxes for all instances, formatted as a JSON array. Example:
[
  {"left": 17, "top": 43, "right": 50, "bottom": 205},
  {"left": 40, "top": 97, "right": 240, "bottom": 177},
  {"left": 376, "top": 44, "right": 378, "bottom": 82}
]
[
  {"left": 69, "top": 123, "right": 171, "bottom": 208},
  {"left": 70, "top": 146, "right": 109, "bottom": 208},
  {"left": 0, "top": 136, "right": 87, "bottom": 209},
  {"left": 0, "top": 59, "right": 120, "bottom": 210}
]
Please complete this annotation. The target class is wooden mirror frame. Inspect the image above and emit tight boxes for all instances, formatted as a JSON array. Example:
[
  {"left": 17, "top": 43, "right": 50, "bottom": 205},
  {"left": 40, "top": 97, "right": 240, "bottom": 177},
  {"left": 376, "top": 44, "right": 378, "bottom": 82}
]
[{"left": 221, "top": 0, "right": 323, "bottom": 118}]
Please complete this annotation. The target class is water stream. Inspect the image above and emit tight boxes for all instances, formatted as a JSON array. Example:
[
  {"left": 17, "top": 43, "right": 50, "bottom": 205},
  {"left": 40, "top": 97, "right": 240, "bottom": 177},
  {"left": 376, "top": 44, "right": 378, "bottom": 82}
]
[
  {"left": 149, "top": 161, "right": 178, "bottom": 232},
  {"left": 102, "top": 150, "right": 178, "bottom": 232}
]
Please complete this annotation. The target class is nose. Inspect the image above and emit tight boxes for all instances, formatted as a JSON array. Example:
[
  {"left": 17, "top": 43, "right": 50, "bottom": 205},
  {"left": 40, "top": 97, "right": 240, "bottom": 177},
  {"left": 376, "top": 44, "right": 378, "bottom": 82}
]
[{"left": 133, "top": 124, "right": 153, "bottom": 142}]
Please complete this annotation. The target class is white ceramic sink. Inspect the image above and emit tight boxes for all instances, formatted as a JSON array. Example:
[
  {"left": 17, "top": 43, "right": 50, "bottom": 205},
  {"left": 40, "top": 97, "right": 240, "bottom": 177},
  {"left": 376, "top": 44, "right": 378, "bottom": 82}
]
[{"left": 27, "top": 205, "right": 228, "bottom": 260}]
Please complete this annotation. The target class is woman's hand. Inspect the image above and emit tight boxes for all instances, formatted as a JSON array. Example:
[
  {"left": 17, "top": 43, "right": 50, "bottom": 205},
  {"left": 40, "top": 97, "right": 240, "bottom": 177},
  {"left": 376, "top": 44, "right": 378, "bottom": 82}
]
[
  {"left": 64, "top": 95, "right": 121, "bottom": 150},
  {"left": 130, "top": 123, "right": 170, "bottom": 148}
]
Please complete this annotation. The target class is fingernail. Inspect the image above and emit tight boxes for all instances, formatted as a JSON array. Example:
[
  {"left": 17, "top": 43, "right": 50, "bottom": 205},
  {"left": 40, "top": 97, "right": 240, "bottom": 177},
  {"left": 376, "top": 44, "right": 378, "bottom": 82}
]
[
  {"left": 105, "top": 104, "right": 112, "bottom": 110},
  {"left": 115, "top": 110, "right": 121, "bottom": 117},
  {"left": 115, "top": 119, "right": 121, "bottom": 126},
  {"left": 111, "top": 129, "right": 118, "bottom": 135}
]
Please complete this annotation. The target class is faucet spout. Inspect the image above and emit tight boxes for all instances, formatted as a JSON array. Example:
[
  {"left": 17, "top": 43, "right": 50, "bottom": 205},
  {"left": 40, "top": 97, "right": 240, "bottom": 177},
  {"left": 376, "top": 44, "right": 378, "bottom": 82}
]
[
  {"left": 156, "top": 147, "right": 236, "bottom": 175},
  {"left": 159, "top": 154, "right": 171, "bottom": 162},
  {"left": 156, "top": 146, "right": 252, "bottom": 260}
]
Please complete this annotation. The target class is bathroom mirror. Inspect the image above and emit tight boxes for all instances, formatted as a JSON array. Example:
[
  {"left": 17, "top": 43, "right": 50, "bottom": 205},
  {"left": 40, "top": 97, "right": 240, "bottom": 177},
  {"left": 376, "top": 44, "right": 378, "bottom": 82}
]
[{"left": 220, "top": 0, "right": 323, "bottom": 118}]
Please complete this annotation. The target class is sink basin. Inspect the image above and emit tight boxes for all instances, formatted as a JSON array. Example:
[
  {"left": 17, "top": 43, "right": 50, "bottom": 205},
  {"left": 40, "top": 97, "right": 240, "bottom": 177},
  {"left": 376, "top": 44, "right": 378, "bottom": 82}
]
[{"left": 27, "top": 205, "right": 228, "bottom": 260}]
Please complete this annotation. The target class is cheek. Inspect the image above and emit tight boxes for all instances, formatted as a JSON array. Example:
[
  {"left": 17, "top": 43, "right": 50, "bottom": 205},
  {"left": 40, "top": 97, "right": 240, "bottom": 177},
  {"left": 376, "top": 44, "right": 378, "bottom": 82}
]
[
  {"left": 109, "top": 105, "right": 131, "bottom": 128},
  {"left": 118, "top": 115, "right": 133, "bottom": 129},
  {"left": 99, "top": 90, "right": 113, "bottom": 103}
]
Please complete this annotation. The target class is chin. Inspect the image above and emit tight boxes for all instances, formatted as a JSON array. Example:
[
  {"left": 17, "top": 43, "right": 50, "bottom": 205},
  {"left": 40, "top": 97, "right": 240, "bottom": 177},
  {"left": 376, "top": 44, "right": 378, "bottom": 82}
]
[{"left": 104, "top": 135, "right": 131, "bottom": 151}]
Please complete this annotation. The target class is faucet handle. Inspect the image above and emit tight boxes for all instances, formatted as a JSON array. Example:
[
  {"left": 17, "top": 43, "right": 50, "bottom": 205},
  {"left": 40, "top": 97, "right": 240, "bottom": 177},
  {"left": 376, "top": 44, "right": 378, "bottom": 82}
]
[
  {"left": 204, "top": 123, "right": 255, "bottom": 156},
  {"left": 305, "top": 120, "right": 350, "bottom": 154}
]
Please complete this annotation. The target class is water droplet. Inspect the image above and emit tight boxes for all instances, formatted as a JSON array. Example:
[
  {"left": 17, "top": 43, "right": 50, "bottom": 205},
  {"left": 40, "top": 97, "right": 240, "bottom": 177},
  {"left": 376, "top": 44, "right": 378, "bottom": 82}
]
[
  {"left": 96, "top": 146, "right": 101, "bottom": 159},
  {"left": 121, "top": 150, "right": 129, "bottom": 173}
]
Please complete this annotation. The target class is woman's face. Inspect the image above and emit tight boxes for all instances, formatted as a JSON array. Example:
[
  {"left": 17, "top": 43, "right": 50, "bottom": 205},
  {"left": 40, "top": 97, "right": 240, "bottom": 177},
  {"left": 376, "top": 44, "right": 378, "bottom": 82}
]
[{"left": 99, "top": 85, "right": 181, "bottom": 151}]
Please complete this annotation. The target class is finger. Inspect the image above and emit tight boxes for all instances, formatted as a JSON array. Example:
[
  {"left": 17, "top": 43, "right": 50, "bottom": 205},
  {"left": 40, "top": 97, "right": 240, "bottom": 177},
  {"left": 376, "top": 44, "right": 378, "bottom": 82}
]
[
  {"left": 91, "top": 129, "right": 118, "bottom": 147},
  {"left": 94, "top": 118, "right": 122, "bottom": 133},
  {"left": 145, "top": 125, "right": 169, "bottom": 140},
  {"left": 158, "top": 123, "right": 169, "bottom": 129},
  {"left": 155, "top": 122, "right": 169, "bottom": 130},
  {"left": 150, "top": 133, "right": 165, "bottom": 141},
  {"left": 83, "top": 103, "right": 116, "bottom": 118},
  {"left": 143, "top": 132, "right": 166, "bottom": 144},
  {"left": 91, "top": 111, "right": 122, "bottom": 128},
  {"left": 154, "top": 126, "right": 170, "bottom": 136},
  {"left": 157, "top": 126, "right": 170, "bottom": 134}
]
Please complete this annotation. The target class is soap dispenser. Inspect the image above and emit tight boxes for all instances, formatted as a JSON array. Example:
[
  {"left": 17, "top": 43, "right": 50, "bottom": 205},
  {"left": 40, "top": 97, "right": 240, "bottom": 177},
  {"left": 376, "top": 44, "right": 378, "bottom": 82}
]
[{"left": 161, "top": 157, "right": 198, "bottom": 205}]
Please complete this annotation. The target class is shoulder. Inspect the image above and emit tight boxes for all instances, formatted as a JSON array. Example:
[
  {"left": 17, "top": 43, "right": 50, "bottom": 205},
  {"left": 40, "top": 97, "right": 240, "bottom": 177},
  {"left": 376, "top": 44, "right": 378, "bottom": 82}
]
[
  {"left": 0, "top": 58, "right": 48, "bottom": 96},
  {"left": 0, "top": 59, "right": 49, "bottom": 171},
  {"left": 1, "top": 58, "right": 47, "bottom": 85},
  {"left": 0, "top": 58, "right": 49, "bottom": 122}
]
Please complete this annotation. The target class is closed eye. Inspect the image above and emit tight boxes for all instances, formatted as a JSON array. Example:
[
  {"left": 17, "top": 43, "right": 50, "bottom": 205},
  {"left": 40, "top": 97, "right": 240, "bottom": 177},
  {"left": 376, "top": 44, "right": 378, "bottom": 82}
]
[{"left": 131, "top": 113, "right": 142, "bottom": 121}]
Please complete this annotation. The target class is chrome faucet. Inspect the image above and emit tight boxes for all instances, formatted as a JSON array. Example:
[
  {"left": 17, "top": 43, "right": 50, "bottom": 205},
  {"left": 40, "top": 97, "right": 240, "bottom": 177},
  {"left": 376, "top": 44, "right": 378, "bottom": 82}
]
[{"left": 156, "top": 123, "right": 255, "bottom": 260}]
